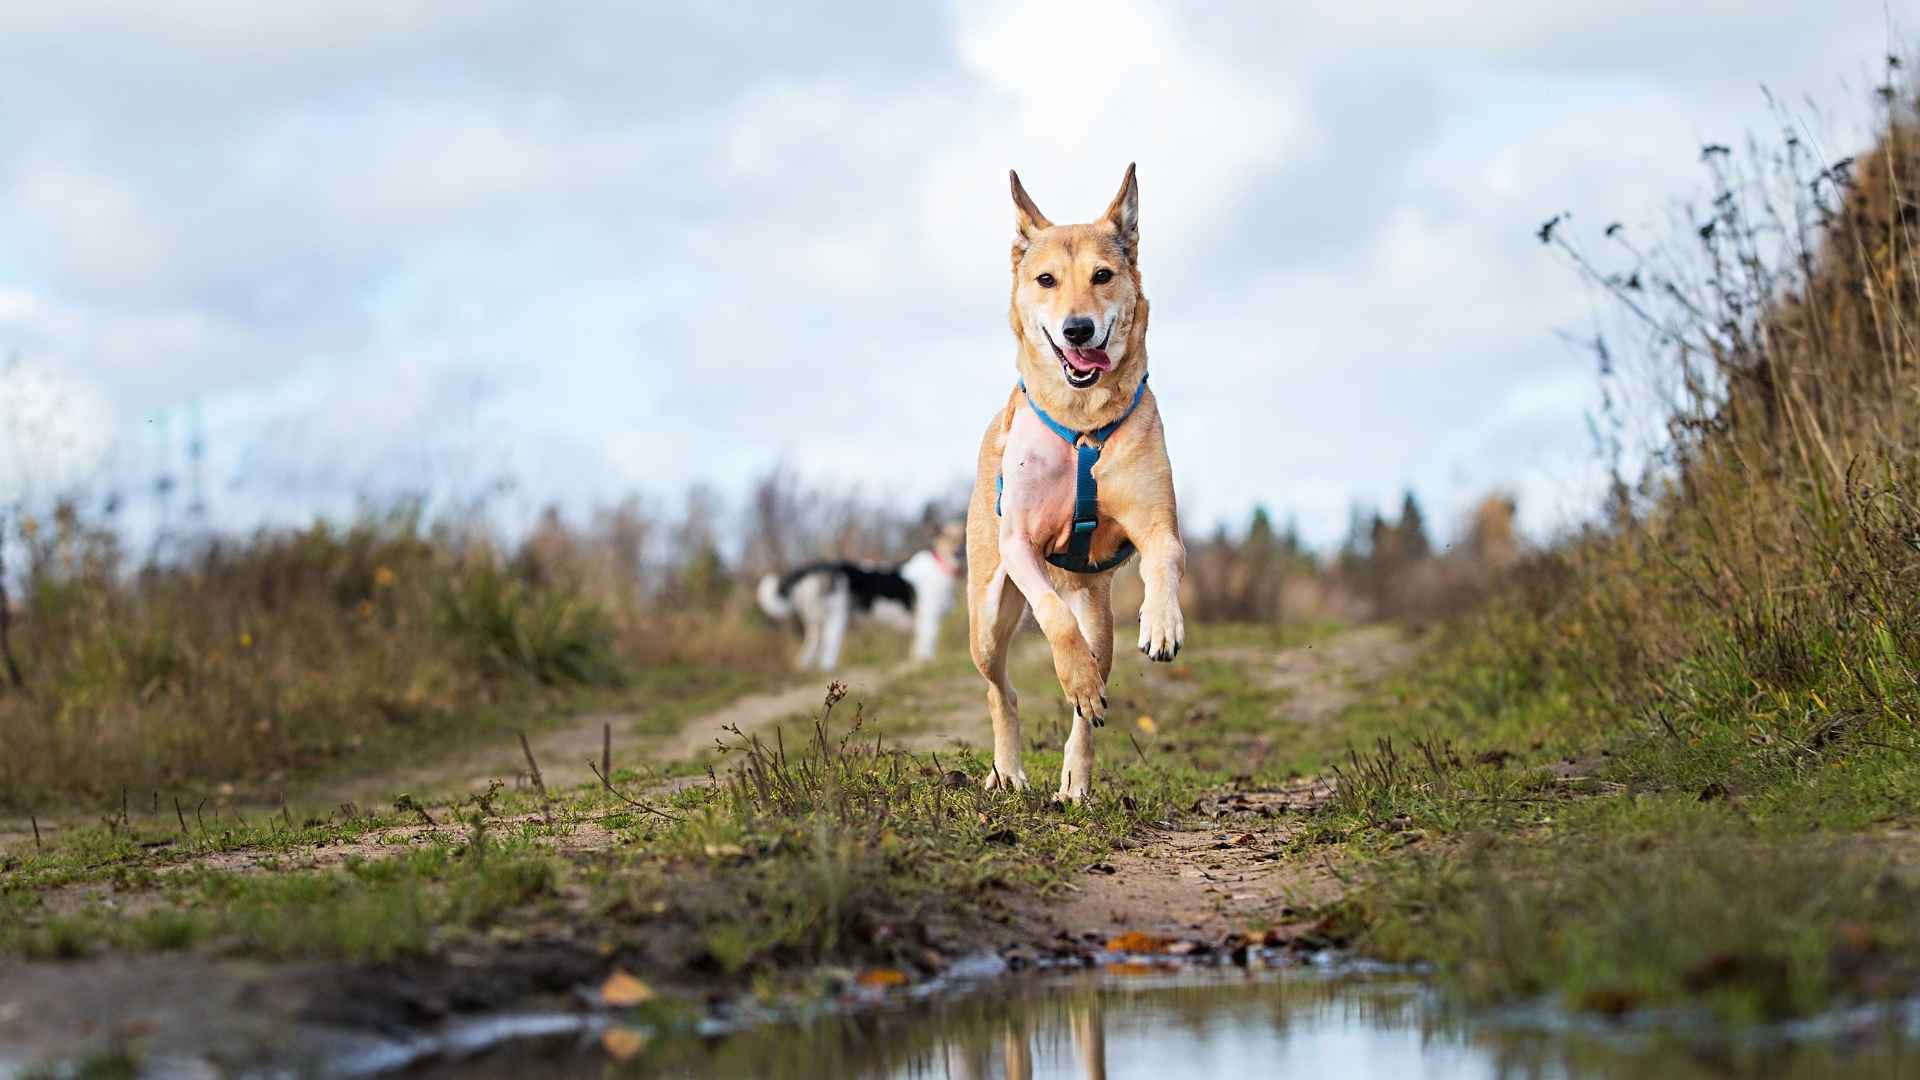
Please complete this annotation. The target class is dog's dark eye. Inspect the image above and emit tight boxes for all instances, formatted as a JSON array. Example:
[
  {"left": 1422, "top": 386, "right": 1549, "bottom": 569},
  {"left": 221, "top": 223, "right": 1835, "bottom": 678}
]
[
  {"left": 1035, "top": 273, "right": 1057, "bottom": 288},
  {"left": 1092, "top": 268, "right": 1114, "bottom": 285}
]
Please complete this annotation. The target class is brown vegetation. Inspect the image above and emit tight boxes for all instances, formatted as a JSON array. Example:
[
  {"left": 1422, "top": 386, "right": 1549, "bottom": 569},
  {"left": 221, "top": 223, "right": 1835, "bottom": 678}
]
[
  {"left": 1182, "top": 493, "right": 1520, "bottom": 627},
  {"left": 1516, "top": 70, "right": 1920, "bottom": 745},
  {"left": 0, "top": 466, "right": 984, "bottom": 810}
]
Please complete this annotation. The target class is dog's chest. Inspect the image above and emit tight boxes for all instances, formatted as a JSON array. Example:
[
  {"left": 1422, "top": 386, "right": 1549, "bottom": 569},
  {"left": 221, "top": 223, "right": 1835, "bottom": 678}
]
[{"left": 998, "top": 405, "right": 1081, "bottom": 550}]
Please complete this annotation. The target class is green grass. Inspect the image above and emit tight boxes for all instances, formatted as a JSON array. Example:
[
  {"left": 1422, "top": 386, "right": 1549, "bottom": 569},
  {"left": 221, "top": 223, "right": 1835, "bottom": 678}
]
[{"left": 1300, "top": 618, "right": 1920, "bottom": 1024}]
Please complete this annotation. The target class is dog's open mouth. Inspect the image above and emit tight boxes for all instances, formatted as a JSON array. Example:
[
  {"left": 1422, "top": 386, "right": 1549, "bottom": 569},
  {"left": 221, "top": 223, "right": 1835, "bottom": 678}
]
[{"left": 1043, "top": 327, "right": 1114, "bottom": 389}]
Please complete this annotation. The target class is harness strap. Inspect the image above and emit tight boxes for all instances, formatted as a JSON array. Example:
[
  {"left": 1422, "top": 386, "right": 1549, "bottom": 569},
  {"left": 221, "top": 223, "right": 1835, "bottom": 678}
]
[{"left": 994, "top": 375, "right": 1148, "bottom": 575}]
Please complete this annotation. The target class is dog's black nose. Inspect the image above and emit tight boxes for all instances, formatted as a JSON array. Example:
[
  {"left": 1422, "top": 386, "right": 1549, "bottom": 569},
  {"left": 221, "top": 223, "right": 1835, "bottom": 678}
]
[{"left": 1061, "top": 316, "right": 1096, "bottom": 346}]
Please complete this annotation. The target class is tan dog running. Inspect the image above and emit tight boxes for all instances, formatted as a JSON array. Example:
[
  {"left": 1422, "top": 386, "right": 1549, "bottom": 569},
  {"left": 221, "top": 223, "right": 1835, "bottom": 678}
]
[{"left": 965, "top": 163, "right": 1185, "bottom": 803}]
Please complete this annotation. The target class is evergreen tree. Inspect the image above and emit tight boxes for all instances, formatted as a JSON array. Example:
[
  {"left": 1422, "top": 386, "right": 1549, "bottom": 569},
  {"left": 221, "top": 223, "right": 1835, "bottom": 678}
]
[{"left": 1396, "top": 490, "right": 1432, "bottom": 560}]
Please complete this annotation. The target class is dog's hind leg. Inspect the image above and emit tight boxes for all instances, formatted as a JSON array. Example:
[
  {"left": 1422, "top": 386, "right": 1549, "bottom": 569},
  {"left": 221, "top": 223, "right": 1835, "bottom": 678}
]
[
  {"left": 971, "top": 571, "right": 1030, "bottom": 790},
  {"left": 816, "top": 581, "right": 851, "bottom": 672},
  {"left": 908, "top": 597, "right": 941, "bottom": 664},
  {"left": 792, "top": 582, "right": 822, "bottom": 670},
  {"left": 1057, "top": 576, "right": 1114, "bottom": 803}
]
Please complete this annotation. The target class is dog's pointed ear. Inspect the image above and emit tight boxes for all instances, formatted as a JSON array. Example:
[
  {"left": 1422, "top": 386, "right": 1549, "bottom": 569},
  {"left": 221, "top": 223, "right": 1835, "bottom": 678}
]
[
  {"left": 1010, "top": 169, "right": 1051, "bottom": 249},
  {"left": 1103, "top": 162, "right": 1139, "bottom": 261}
]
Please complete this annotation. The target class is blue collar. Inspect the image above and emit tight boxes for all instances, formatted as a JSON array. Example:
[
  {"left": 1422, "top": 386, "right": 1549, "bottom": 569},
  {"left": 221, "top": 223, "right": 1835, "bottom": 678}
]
[{"left": 1016, "top": 373, "right": 1148, "bottom": 448}]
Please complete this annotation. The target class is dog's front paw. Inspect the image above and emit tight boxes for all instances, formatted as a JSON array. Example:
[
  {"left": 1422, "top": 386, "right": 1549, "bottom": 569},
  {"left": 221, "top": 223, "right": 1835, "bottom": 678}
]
[
  {"left": 1053, "top": 647, "right": 1107, "bottom": 727},
  {"left": 1137, "top": 592, "right": 1185, "bottom": 662}
]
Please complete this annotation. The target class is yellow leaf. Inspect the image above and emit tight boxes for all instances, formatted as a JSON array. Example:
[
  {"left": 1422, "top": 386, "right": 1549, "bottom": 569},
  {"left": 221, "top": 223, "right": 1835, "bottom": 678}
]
[
  {"left": 857, "top": 968, "right": 910, "bottom": 988},
  {"left": 1106, "top": 931, "right": 1174, "bottom": 954},
  {"left": 600, "top": 969, "right": 655, "bottom": 1007},
  {"left": 601, "top": 1026, "right": 650, "bottom": 1060},
  {"left": 703, "top": 842, "right": 745, "bottom": 859},
  {"left": 1135, "top": 715, "right": 1157, "bottom": 735}
]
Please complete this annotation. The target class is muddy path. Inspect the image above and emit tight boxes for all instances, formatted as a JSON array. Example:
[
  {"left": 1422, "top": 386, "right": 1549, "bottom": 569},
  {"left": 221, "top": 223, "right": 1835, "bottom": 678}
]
[{"left": 1013, "top": 625, "right": 1417, "bottom": 943}]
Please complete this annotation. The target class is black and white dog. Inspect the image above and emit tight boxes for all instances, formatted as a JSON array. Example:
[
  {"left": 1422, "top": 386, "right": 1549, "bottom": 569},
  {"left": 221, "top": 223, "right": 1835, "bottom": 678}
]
[{"left": 755, "top": 526, "right": 963, "bottom": 671}]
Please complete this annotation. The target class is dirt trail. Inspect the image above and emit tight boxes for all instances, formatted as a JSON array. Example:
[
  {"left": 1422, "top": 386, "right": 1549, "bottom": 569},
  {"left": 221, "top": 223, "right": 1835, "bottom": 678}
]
[
  {"left": 1017, "top": 625, "right": 1416, "bottom": 942},
  {"left": 327, "top": 664, "right": 899, "bottom": 809},
  {"left": 9, "top": 627, "right": 1413, "bottom": 926},
  {"left": 651, "top": 666, "right": 894, "bottom": 764}
]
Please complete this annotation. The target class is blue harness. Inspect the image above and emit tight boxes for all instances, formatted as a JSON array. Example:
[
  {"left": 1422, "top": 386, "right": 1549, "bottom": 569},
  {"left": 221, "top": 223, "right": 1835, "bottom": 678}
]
[{"left": 995, "top": 375, "right": 1148, "bottom": 575}]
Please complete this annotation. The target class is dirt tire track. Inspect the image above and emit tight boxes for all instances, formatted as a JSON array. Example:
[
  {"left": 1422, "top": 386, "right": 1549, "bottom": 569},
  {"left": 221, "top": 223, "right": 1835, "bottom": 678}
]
[
  {"left": 320, "top": 664, "right": 901, "bottom": 811},
  {"left": 1020, "top": 625, "right": 1416, "bottom": 941},
  {"left": 652, "top": 666, "right": 894, "bottom": 764}
]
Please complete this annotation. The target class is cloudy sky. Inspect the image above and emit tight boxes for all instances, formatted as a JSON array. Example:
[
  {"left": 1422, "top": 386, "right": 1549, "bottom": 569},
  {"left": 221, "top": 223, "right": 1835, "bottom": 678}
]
[{"left": 0, "top": 2, "right": 1905, "bottom": 550}]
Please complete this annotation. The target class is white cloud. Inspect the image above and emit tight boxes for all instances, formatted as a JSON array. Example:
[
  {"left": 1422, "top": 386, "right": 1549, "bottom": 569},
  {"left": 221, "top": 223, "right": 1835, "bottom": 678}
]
[{"left": 0, "top": 0, "right": 1905, "bottom": 550}]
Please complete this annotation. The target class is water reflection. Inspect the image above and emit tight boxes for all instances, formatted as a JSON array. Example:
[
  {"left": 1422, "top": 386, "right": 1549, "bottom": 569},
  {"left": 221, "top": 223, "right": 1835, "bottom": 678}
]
[
  {"left": 886, "top": 973, "right": 1487, "bottom": 1080},
  {"left": 406, "top": 966, "right": 1918, "bottom": 1079},
  {"left": 937, "top": 995, "right": 1104, "bottom": 1080}
]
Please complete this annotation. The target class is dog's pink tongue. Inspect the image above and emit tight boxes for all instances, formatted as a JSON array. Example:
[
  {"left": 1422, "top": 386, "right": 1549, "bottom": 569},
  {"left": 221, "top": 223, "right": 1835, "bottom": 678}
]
[{"left": 1065, "top": 348, "right": 1112, "bottom": 373}]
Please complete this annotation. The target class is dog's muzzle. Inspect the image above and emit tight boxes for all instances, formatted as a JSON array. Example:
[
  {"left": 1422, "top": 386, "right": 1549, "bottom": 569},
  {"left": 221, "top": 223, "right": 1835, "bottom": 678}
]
[{"left": 1043, "top": 324, "right": 1114, "bottom": 389}]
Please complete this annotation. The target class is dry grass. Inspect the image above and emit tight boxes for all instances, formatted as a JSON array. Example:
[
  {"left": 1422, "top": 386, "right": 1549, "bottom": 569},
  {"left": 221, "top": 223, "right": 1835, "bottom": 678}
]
[
  {"left": 0, "top": 504, "right": 794, "bottom": 810},
  {"left": 1518, "top": 71, "right": 1920, "bottom": 764},
  {"left": 0, "top": 465, "right": 989, "bottom": 811},
  {"left": 1317, "top": 63, "right": 1920, "bottom": 1022}
]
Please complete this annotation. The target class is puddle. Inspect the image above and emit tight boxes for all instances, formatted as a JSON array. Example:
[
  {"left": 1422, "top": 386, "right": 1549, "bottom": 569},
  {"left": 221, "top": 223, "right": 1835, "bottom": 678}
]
[
  {"left": 12, "top": 954, "right": 1912, "bottom": 1077},
  {"left": 383, "top": 963, "right": 1920, "bottom": 1079}
]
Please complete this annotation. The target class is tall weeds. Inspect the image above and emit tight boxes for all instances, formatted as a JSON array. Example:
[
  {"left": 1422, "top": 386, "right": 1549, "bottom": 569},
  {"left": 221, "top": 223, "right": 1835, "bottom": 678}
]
[{"left": 1516, "top": 61, "right": 1920, "bottom": 784}]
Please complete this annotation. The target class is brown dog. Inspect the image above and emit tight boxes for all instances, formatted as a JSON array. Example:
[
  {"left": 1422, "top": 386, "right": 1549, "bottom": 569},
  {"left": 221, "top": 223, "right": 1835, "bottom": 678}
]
[{"left": 964, "top": 163, "right": 1185, "bottom": 803}]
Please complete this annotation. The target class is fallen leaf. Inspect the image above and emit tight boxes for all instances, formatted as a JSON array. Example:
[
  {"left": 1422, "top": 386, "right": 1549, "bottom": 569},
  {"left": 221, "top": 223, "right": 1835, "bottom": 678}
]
[
  {"left": 1135, "top": 715, "right": 1158, "bottom": 735},
  {"left": 601, "top": 1026, "right": 650, "bottom": 1060},
  {"left": 1229, "top": 833, "right": 1258, "bottom": 847},
  {"left": 857, "top": 968, "right": 911, "bottom": 989},
  {"left": 1581, "top": 988, "right": 1642, "bottom": 1017},
  {"left": 600, "top": 969, "right": 656, "bottom": 1007},
  {"left": 1834, "top": 919, "right": 1875, "bottom": 954},
  {"left": 1106, "top": 931, "right": 1175, "bottom": 954},
  {"left": 702, "top": 842, "right": 746, "bottom": 859},
  {"left": 1103, "top": 961, "right": 1160, "bottom": 977}
]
